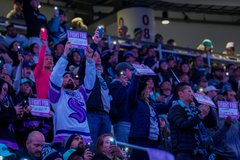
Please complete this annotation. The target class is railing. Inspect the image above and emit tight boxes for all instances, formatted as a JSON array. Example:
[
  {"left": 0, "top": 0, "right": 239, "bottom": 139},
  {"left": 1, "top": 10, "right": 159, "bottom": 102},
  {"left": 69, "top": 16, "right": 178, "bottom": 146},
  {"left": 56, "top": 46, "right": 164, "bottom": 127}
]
[{"left": 0, "top": 16, "right": 239, "bottom": 69}]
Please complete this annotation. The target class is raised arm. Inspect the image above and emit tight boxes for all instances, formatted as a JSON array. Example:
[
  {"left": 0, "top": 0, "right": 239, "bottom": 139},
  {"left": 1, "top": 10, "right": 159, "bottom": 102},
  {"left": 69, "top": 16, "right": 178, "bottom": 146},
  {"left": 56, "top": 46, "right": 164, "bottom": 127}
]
[
  {"left": 79, "top": 46, "right": 96, "bottom": 102},
  {"left": 49, "top": 42, "right": 71, "bottom": 103},
  {"left": 34, "top": 32, "right": 47, "bottom": 78}
]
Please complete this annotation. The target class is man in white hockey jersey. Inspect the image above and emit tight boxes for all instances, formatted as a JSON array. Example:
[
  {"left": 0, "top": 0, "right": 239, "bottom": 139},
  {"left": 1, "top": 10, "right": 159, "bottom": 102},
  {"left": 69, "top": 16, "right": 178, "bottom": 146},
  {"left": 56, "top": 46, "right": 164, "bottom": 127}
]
[{"left": 49, "top": 41, "right": 96, "bottom": 145}]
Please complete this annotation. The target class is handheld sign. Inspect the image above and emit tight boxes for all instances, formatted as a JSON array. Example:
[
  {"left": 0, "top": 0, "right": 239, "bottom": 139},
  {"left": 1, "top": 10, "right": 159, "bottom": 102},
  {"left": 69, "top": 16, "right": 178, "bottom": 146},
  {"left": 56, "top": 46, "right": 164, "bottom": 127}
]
[
  {"left": 193, "top": 93, "right": 216, "bottom": 108},
  {"left": 218, "top": 101, "right": 239, "bottom": 119},
  {"left": 132, "top": 64, "right": 156, "bottom": 75},
  {"left": 67, "top": 30, "right": 88, "bottom": 49},
  {"left": 29, "top": 98, "right": 51, "bottom": 117}
]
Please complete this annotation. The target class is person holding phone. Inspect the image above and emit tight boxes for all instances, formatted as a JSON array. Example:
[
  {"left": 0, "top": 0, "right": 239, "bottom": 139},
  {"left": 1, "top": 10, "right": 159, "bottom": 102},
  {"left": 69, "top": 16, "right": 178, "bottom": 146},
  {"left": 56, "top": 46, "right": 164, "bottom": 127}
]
[
  {"left": 48, "top": 7, "right": 69, "bottom": 45},
  {"left": 49, "top": 41, "right": 96, "bottom": 149},
  {"left": 34, "top": 28, "right": 54, "bottom": 99},
  {"left": 93, "top": 134, "right": 126, "bottom": 160}
]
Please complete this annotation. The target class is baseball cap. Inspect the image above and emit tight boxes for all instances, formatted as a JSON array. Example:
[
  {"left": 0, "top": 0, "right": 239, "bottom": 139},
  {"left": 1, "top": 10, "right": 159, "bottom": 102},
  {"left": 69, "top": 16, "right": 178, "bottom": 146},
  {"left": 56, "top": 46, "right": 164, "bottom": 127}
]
[
  {"left": 204, "top": 86, "right": 219, "bottom": 93},
  {"left": 115, "top": 62, "right": 133, "bottom": 75},
  {"left": 0, "top": 143, "right": 16, "bottom": 157}
]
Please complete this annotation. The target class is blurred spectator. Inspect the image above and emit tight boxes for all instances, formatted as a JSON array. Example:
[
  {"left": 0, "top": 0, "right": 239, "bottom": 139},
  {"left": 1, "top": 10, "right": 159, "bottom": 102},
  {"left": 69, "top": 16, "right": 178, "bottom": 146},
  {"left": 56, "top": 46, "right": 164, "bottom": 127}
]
[
  {"left": 101, "top": 51, "right": 118, "bottom": 83},
  {"left": 167, "top": 56, "right": 177, "bottom": 70},
  {"left": 29, "top": 43, "right": 40, "bottom": 63},
  {"left": 34, "top": 33, "right": 53, "bottom": 98},
  {"left": 48, "top": 8, "right": 69, "bottom": 45},
  {"left": 4, "top": 24, "right": 29, "bottom": 48},
  {"left": 133, "top": 28, "right": 143, "bottom": 47},
  {"left": 128, "top": 74, "right": 169, "bottom": 159},
  {"left": 209, "top": 66, "right": 231, "bottom": 92},
  {"left": 168, "top": 82, "right": 216, "bottom": 160},
  {"left": 63, "top": 134, "right": 93, "bottom": 160},
  {"left": 143, "top": 46, "right": 158, "bottom": 71},
  {"left": 191, "top": 56, "right": 207, "bottom": 85},
  {"left": 146, "top": 76, "right": 161, "bottom": 103},
  {"left": 6, "top": 0, "right": 24, "bottom": 20},
  {"left": 109, "top": 62, "right": 133, "bottom": 143},
  {"left": 8, "top": 41, "right": 20, "bottom": 68},
  {"left": 93, "top": 134, "right": 126, "bottom": 160},
  {"left": 197, "top": 39, "right": 213, "bottom": 52},
  {"left": 0, "top": 79, "right": 19, "bottom": 151},
  {"left": 52, "top": 43, "right": 64, "bottom": 64},
  {"left": 229, "top": 66, "right": 240, "bottom": 93},
  {"left": 179, "top": 74, "right": 190, "bottom": 83},
  {"left": 179, "top": 61, "right": 190, "bottom": 76},
  {"left": 118, "top": 25, "right": 129, "bottom": 39},
  {"left": 156, "top": 60, "right": 172, "bottom": 86},
  {"left": 42, "top": 145, "right": 63, "bottom": 160},
  {"left": 49, "top": 43, "right": 96, "bottom": 146},
  {"left": 166, "top": 39, "right": 176, "bottom": 50},
  {"left": 196, "top": 76, "right": 209, "bottom": 91},
  {"left": 159, "top": 114, "right": 171, "bottom": 152},
  {"left": 23, "top": 0, "right": 47, "bottom": 46},
  {"left": 154, "top": 33, "right": 163, "bottom": 44},
  {"left": 204, "top": 85, "right": 219, "bottom": 100},
  {"left": 0, "top": 143, "right": 16, "bottom": 159},
  {"left": 67, "top": 49, "right": 83, "bottom": 71},
  {"left": 16, "top": 131, "right": 45, "bottom": 160},
  {"left": 123, "top": 50, "right": 136, "bottom": 65},
  {"left": 159, "top": 80, "right": 173, "bottom": 105},
  {"left": 223, "top": 89, "right": 237, "bottom": 102},
  {"left": 223, "top": 42, "right": 235, "bottom": 56},
  {"left": 86, "top": 48, "right": 112, "bottom": 144},
  {"left": 0, "top": 49, "right": 13, "bottom": 75}
]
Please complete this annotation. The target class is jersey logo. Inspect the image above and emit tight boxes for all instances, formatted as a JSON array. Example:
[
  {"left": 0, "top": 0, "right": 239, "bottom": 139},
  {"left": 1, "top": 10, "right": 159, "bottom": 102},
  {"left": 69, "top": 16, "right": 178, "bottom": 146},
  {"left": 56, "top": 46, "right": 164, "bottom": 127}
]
[{"left": 68, "top": 98, "right": 86, "bottom": 123}]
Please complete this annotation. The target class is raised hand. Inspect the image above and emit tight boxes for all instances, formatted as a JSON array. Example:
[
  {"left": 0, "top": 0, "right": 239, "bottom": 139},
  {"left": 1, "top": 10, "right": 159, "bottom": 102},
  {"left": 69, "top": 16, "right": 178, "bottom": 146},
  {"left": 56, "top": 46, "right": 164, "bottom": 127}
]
[
  {"left": 198, "top": 104, "right": 210, "bottom": 119},
  {"left": 85, "top": 45, "right": 94, "bottom": 60},
  {"left": 64, "top": 42, "right": 72, "bottom": 57}
]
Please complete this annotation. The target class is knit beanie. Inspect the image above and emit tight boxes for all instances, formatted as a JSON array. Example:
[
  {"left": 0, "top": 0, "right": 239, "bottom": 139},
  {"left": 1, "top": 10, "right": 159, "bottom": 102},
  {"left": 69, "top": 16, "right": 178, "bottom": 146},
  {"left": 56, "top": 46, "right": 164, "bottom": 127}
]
[{"left": 63, "top": 134, "right": 79, "bottom": 150}]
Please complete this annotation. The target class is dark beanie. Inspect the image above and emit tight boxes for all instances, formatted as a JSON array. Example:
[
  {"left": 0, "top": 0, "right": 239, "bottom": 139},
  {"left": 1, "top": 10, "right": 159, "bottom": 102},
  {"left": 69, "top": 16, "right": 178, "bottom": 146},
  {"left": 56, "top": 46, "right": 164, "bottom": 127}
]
[
  {"left": 42, "top": 145, "right": 63, "bottom": 160},
  {"left": 64, "top": 134, "right": 79, "bottom": 150}
]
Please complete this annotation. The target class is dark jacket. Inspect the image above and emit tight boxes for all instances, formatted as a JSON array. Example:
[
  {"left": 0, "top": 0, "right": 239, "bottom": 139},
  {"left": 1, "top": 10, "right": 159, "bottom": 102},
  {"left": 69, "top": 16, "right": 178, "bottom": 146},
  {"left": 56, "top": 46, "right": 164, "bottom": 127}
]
[
  {"left": 23, "top": 0, "right": 47, "bottom": 37},
  {"left": 16, "top": 149, "right": 42, "bottom": 160},
  {"left": 0, "top": 102, "right": 18, "bottom": 150},
  {"left": 128, "top": 75, "right": 169, "bottom": 139},
  {"left": 109, "top": 79, "right": 130, "bottom": 124},
  {"left": 86, "top": 75, "right": 108, "bottom": 113},
  {"left": 168, "top": 102, "right": 216, "bottom": 154},
  {"left": 92, "top": 153, "right": 111, "bottom": 160}
]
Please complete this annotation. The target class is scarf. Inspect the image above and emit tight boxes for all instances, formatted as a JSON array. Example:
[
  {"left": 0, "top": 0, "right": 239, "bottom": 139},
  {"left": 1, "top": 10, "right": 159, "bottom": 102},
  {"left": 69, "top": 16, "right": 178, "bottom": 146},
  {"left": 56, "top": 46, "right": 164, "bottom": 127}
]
[{"left": 177, "top": 100, "right": 213, "bottom": 157}]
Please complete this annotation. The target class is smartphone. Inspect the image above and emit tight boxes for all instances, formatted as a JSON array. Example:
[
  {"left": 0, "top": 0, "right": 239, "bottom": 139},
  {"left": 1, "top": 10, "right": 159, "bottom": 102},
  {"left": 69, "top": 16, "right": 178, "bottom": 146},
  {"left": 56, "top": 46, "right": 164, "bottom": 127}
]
[
  {"left": 54, "top": 6, "right": 59, "bottom": 15},
  {"left": 97, "top": 26, "right": 103, "bottom": 38},
  {"left": 226, "top": 72, "right": 229, "bottom": 76},
  {"left": 113, "top": 41, "right": 117, "bottom": 45},
  {"left": 85, "top": 141, "right": 94, "bottom": 152},
  {"left": 21, "top": 100, "right": 28, "bottom": 108},
  {"left": 109, "top": 137, "right": 116, "bottom": 145},
  {"left": 119, "top": 71, "right": 124, "bottom": 76},
  {"left": 40, "top": 28, "right": 48, "bottom": 41}
]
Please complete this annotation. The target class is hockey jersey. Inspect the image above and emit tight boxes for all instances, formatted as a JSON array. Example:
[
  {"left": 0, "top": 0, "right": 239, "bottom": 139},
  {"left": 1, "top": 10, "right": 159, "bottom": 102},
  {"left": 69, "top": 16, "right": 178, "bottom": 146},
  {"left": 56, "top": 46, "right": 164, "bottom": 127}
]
[{"left": 49, "top": 55, "right": 96, "bottom": 143}]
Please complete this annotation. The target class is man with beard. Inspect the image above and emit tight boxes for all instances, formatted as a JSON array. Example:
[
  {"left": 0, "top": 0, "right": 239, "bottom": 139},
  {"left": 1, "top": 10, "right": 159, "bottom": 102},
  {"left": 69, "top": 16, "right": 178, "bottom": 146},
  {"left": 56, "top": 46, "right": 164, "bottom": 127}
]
[
  {"left": 49, "top": 42, "right": 96, "bottom": 147},
  {"left": 17, "top": 131, "right": 45, "bottom": 160},
  {"left": 63, "top": 134, "right": 93, "bottom": 160}
]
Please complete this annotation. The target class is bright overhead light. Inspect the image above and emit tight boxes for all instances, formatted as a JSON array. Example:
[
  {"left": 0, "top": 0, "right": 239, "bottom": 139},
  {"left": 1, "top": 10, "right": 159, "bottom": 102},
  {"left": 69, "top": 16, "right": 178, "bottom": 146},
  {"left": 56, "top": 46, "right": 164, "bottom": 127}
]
[
  {"left": 162, "top": 20, "right": 170, "bottom": 24},
  {"left": 162, "top": 11, "right": 170, "bottom": 24}
]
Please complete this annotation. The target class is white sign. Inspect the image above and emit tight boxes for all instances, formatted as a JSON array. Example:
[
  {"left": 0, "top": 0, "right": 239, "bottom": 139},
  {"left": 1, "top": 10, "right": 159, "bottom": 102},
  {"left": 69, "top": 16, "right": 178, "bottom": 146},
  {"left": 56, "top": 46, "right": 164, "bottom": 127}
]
[
  {"left": 193, "top": 93, "right": 216, "bottom": 108},
  {"left": 29, "top": 98, "right": 51, "bottom": 117},
  {"left": 67, "top": 30, "right": 88, "bottom": 49},
  {"left": 132, "top": 64, "right": 156, "bottom": 75},
  {"left": 218, "top": 101, "right": 239, "bottom": 119}
]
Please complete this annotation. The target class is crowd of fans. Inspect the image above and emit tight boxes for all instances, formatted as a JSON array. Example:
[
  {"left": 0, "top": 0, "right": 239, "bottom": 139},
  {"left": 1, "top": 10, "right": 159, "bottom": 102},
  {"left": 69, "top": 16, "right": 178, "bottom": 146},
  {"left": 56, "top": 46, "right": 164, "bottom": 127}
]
[{"left": 0, "top": 0, "right": 240, "bottom": 160}]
